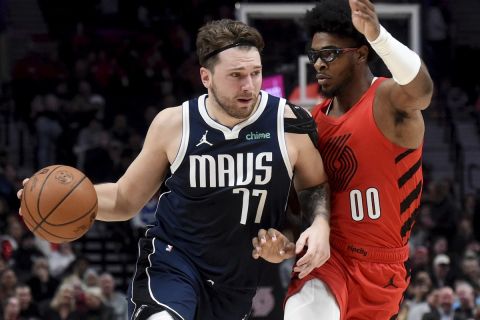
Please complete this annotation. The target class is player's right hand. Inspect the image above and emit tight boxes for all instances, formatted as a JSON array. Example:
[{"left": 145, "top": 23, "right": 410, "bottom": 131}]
[
  {"left": 252, "top": 228, "right": 296, "bottom": 263},
  {"left": 17, "top": 178, "right": 29, "bottom": 216},
  {"left": 349, "top": 0, "right": 381, "bottom": 41},
  {"left": 293, "top": 216, "right": 330, "bottom": 279}
]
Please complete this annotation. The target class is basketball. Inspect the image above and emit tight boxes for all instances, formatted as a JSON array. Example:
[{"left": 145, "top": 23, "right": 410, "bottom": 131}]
[{"left": 20, "top": 165, "right": 98, "bottom": 244}]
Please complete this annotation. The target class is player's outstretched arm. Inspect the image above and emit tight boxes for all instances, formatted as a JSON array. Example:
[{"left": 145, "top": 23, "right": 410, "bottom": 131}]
[
  {"left": 349, "top": 0, "right": 433, "bottom": 111},
  {"left": 95, "top": 107, "right": 181, "bottom": 221},
  {"left": 284, "top": 105, "right": 331, "bottom": 278}
]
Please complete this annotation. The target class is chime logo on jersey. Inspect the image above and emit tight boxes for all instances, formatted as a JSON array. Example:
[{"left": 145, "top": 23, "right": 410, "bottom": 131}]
[
  {"left": 246, "top": 131, "right": 271, "bottom": 141},
  {"left": 189, "top": 152, "right": 272, "bottom": 187}
]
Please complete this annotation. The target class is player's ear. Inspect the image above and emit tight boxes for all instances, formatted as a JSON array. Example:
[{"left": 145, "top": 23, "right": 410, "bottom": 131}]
[
  {"left": 356, "top": 45, "right": 369, "bottom": 63},
  {"left": 200, "top": 67, "right": 211, "bottom": 88}
]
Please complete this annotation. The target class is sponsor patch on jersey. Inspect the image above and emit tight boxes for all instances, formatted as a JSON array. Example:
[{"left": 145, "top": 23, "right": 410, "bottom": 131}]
[{"left": 246, "top": 131, "right": 271, "bottom": 141}]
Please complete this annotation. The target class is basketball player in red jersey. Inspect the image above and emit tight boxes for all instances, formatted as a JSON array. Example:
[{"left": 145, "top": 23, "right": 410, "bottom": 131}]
[{"left": 252, "top": 0, "right": 434, "bottom": 319}]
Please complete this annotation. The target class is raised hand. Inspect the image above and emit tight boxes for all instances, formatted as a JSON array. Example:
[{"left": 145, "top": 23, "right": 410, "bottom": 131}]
[
  {"left": 349, "top": 0, "right": 381, "bottom": 41},
  {"left": 252, "top": 228, "right": 296, "bottom": 263}
]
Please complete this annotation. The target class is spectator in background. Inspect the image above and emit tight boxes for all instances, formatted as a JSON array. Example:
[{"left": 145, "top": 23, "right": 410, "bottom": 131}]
[
  {"left": 430, "top": 254, "right": 454, "bottom": 289},
  {"left": 5, "top": 217, "right": 24, "bottom": 252},
  {"left": 452, "top": 218, "right": 476, "bottom": 257},
  {"left": 69, "top": 81, "right": 102, "bottom": 128},
  {"left": 82, "top": 268, "right": 99, "bottom": 288},
  {"left": 412, "top": 246, "right": 432, "bottom": 271},
  {"left": 446, "top": 85, "right": 470, "bottom": 116},
  {"left": 16, "top": 284, "right": 41, "bottom": 320},
  {"left": 410, "top": 205, "right": 435, "bottom": 251},
  {"left": 0, "top": 165, "right": 17, "bottom": 210},
  {"left": 26, "top": 257, "right": 59, "bottom": 304},
  {"left": 61, "top": 256, "right": 90, "bottom": 285},
  {"left": 407, "top": 271, "right": 434, "bottom": 313},
  {"left": 33, "top": 94, "right": 63, "bottom": 168},
  {"left": 422, "top": 286, "right": 465, "bottom": 320},
  {"left": 408, "top": 289, "right": 439, "bottom": 320},
  {"left": 0, "top": 226, "right": 17, "bottom": 264},
  {"left": 82, "top": 131, "right": 115, "bottom": 183},
  {"left": 431, "top": 236, "right": 449, "bottom": 256},
  {"left": 463, "top": 194, "right": 477, "bottom": 219},
  {"left": 108, "top": 114, "right": 133, "bottom": 145},
  {"left": 42, "top": 283, "right": 82, "bottom": 320},
  {"left": 74, "top": 118, "right": 104, "bottom": 170},
  {"left": 2, "top": 296, "right": 21, "bottom": 320},
  {"left": 426, "top": 180, "right": 458, "bottom": 245},
  {"left": 454, "top": 281, "right": 476, "bottom": 319},
  {"left": 11, "top": 235, "right": 44, "bottom": 280},
  {"left": 48, "top": 243, "right": 76, "bottom": 279},
  {"left": 0, "top": 268, "right": 18, "bottom": 306},
  {"left": 459, "top": 252, "right": 480, "bottom": 292},
  {"left": 82, "top": 286, "right": 115, "bottom": 320},
  {"left": 99, "top": 273, "right": 127, "bottom": 320}
]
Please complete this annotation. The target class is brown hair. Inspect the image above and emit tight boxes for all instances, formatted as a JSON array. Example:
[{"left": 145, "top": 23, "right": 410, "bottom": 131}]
[{"left": 196, "top": 19, "right": 264, "bottom": 70}]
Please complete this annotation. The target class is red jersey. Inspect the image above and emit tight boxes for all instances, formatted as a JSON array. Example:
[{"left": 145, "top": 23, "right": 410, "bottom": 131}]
[{"left": 311, "top": 77, "right": 422, "bottom": 249}]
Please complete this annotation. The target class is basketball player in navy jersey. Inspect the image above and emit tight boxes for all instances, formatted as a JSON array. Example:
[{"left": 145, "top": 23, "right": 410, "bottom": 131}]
[{"left": 17, "top": 19, "right": 331, "bottom": 320}]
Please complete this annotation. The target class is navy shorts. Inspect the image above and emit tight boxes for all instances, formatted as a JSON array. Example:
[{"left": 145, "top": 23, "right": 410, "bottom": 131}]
[{"left": 128, "top": 237, "right": 254, "bottom": 320}]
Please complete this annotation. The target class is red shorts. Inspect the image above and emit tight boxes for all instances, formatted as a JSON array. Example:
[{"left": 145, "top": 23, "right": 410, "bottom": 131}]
[{"left": 287, "top": 236, "right": 410, "bottom": 320}]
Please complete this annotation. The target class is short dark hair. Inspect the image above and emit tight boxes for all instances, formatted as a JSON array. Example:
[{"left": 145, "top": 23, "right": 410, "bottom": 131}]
[
  {"left": 305, "top": 0, "right": 375, "bottom": 61},
  {"left": 196, "top": 19, "right": 265, "bottom": 70}
]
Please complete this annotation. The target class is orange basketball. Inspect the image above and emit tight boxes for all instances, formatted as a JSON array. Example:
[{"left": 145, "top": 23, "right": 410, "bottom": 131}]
[{"left": 20, "top": 165, "right": 98, "bottom": 243}]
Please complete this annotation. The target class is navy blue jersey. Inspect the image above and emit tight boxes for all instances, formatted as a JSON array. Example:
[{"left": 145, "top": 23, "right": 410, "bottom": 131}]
[{"left": 147, "top": 91, "right": 292, "bottom": 289}]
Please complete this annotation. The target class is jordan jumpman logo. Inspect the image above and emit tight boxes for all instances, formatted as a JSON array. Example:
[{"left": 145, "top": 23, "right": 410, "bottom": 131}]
[
  {"left": 383, "top": 275, "right": 398, "bottom": 288},
  {"left": 196, "top": 130, "right": 213, "bottom": 146}
]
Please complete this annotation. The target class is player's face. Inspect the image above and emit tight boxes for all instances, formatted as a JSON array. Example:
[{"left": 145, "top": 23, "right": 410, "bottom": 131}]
[
  {"left": 202, "top": 47, "right": 262, "bottom": 120},
  {"left": 309, "top": 32, "right": 358, "bottom": 98}
]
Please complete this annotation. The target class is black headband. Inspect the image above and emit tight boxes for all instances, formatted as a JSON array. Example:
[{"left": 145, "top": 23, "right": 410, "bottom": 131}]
[{"left": 201, "top": 40, "right": 257, "bottom": 64}]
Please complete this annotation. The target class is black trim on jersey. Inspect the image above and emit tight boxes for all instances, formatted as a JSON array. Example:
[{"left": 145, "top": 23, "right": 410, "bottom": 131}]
[
  {"left": 404, "top": 259, "right": 412, "bottom": 281},
  {"left": 287, "top": 186, "right": 301, "bottom": 216},
  {"left": 389, "top": 260, "right": 412, "bottom": 320},
  {"left": 398, "top": 158, "right": 422, "bottom": 188},
  {"left": 134, "top": 306, "right": 182, "bottom": 320},
  {"left": 391, "top": 265, "right": 411, "bottom": 320},
  {"left": 400, "top": 181, "right": 422, "bottom": 214},
  {"left": 131, "top": 239, "right": 183, "bottom": 320},
  {"left": 395, "top": 149, "right": 415, "bottom": 163},
  {"left": 400, "top": 206, "right": 420, "bottom": 238},
  {"left": 284, "top": 186, "right": 305, "bottom": 240},
  {"left": 284, "top": 103, "right": 319, "bottom": 148}
]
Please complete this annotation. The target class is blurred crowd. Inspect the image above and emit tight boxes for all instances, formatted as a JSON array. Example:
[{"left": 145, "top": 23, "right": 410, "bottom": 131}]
[{"left": 1, "top": 0, "right": 480, "bottom": 319}]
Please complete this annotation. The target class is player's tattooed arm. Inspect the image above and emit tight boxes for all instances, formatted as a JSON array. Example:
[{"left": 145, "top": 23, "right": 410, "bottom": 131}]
[
  {"left": 298, "top": 182, "right": 330, "bottom": 224},
  {"left": 293, "top": 182, "right": 331, "bottom": 278}
]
